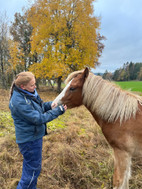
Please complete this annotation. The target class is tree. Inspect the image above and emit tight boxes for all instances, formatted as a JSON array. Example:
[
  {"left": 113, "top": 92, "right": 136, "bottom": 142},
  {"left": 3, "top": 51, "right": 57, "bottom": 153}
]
[
  {"left": 103, "top": 70, "right": 113, "bottom": 80},
  {"left": 112, "top": 62, "right": 142, "bottom": 81},
  {"left": 119, "top": 69, "right": 126, "bottom": 81},
  {"left": 137, "top": 67, "right": 142, "bottom": 81},
  {"left": 0, "top": 13, "right": 10, "bottom": 89},
  {"left": 133, "top": 63, "right": 142, "bottom": 80},
  {"left": 8, "top": 40, "right": 25, "bottom": 74},
  {"left": 10, "top": 12, "right": 33, "bottom": 72},
  {"left": 112, "top": 69, "right": 119, "bottom": 81},
  {"left": 129, "top": 62, "right": 134, "bottom": 80},
  {"left": 27, "top": 0, "right": 104, "bottom": 91}
]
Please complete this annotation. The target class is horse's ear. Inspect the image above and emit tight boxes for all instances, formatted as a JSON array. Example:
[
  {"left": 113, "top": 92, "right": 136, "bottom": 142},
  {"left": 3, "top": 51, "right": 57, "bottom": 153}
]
[{"left": 83, "top": 67, "right": 89, "bottom": 80}]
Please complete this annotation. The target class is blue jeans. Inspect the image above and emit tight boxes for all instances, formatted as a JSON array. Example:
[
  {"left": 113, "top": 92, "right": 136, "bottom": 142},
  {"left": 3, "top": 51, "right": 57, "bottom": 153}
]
[{"left": 17, "top": 138, "right": 43, "bottom": 189}]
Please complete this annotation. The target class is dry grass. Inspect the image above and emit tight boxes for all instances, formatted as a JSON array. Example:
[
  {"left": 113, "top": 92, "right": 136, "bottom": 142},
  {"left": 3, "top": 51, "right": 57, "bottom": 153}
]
[
  {"left": 0, "top": 89, "right": 10, "bottom": 112},
  {"left": 0, "top": 87, "right": 142, "bottom": 189}
]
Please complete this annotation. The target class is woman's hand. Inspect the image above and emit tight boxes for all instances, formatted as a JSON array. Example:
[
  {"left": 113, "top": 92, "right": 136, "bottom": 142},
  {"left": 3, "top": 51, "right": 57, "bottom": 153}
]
[
  {"left": 51, "top": 102, "right": 58, "bottom": 109},
  {"left": 63, "top": 105, "right": 67, "bottom": 111},
  {"left": 52, "top": 102, "right": 67, "bottom": 112},
  {"left": 58, "top": 104, "right": 67, "bottom": 113}
]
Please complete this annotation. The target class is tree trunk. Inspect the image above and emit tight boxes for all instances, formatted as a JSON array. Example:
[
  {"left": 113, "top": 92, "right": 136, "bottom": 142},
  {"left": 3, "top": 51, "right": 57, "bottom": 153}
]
[{"left": 57, "top": 76, "right": 62, "bottom": 93}]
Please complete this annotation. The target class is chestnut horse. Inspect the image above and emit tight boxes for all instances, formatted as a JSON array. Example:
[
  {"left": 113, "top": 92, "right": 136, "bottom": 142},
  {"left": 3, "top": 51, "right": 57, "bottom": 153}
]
[{"left": 53, "top": 67, "right": 142, "bottom": 189}]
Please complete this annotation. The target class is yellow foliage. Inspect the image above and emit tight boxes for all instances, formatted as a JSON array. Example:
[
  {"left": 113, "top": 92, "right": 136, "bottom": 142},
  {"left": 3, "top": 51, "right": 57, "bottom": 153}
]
[
  {"left": 8, "top": 40, "right": 24, "bottom": 72},
  {"left": 27, "top": 0, "right": 101, "bottom": 79}
]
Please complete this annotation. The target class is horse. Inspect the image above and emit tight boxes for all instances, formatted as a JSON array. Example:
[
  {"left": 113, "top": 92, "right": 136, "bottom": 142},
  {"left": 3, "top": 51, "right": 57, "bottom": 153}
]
[{"left": 53, "top": 67, "right": 142, "bottom": 189}]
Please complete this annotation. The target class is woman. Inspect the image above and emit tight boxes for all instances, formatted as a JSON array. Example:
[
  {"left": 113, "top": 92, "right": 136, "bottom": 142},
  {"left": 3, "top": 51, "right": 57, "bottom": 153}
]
[{"left": 9, "top": 71, "right": 67, "bottom": 189}]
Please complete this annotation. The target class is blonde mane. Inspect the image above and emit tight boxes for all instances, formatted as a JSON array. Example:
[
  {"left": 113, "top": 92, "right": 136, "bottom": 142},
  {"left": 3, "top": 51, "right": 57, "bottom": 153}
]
[{"left": 66, "top": 71, "right": 142, "bottom": 123}]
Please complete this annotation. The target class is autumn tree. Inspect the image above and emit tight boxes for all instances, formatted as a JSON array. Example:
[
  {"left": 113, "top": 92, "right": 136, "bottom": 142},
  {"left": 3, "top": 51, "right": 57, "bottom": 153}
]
[
  {"left": 8, "top": 40, "right": 25, "bottom": 74},
  {"left": 10, "top": 12, "right": 33, "bottom": 72},
  {"left": 27, "top": 0, "right": 104, "bottom": 91}
]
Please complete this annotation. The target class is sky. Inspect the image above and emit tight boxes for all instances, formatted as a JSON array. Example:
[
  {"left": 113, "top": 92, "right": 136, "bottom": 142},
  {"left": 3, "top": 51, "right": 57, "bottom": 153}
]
[
  {"left": 0, "top": 0, "right": 28, "bottom": 20},
  {"left": 94, "top": 0, "right": 142, "bottom": 73},
  {"left": 0, "top": 0, "right": 142, "bottom": 73}
]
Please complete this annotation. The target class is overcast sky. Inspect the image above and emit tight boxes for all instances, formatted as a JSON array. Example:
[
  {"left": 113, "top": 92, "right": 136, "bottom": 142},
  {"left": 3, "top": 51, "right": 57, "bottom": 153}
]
[
  {"left": 0, "top": 0, "right": 142, "bottom": 73},
  {"left": 0, "top": 0, "right": 28, "bottom": 20},
  {"left": 94, "top": 0, "right": 142, "bottom": 73}
]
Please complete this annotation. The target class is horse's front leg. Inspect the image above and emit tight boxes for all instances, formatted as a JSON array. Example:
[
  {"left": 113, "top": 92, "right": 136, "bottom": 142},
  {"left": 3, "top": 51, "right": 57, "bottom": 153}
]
[{"left": 113, "top": 148, "right": 131, "bottom": 189}]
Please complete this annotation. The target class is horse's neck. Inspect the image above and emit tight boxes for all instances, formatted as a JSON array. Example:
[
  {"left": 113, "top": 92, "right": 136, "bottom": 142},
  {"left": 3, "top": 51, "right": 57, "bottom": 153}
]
[
  {"left": 84, "top": 104, "right": 104, "bottom": 127},
  {"left": 83, "top": 74, "right": 140, "bottom": 125}
]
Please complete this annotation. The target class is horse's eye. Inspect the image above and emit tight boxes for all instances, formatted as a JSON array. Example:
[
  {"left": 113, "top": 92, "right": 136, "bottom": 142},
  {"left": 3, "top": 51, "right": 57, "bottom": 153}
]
[{"left": 69, "top": 87, "right": 75, "bottom": 91}]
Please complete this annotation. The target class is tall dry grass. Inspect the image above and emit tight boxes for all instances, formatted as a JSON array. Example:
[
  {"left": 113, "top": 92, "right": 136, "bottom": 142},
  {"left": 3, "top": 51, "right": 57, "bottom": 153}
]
[{"left": 0, "top": 87, "right": 142, "bottom": 189}]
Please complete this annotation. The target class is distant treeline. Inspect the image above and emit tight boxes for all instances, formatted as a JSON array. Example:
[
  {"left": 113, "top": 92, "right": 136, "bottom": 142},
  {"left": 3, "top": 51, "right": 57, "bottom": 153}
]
[{"left": 102, "top": 62, "right": 142, "bottom": 81}]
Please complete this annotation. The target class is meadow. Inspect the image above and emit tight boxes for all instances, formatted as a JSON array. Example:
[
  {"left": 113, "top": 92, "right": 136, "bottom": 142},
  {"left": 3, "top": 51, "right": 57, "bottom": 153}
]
[
  {"left": 116, "top": 81, "right": 142, "bottom": 93},
  {"left": 0, "top": 82, "right": 142, "bottom": 189}
]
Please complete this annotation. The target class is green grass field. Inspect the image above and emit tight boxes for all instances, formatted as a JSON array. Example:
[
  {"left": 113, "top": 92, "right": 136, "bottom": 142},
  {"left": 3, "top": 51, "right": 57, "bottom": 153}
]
[{"left": 115, "top": 81, "right": 142, "bottom": 93}]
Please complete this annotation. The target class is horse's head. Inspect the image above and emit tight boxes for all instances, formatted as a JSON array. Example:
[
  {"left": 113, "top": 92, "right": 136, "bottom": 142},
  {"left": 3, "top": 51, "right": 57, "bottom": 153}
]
[{"left": 53, "top": 68, "right": 89, "bottom": 108}]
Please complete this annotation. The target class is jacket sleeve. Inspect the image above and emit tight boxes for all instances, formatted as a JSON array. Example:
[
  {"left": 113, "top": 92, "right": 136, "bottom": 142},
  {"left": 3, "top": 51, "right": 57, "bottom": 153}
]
[
  {"left": 42, "top": 101, "right": 52, "bottom": 111},
  {"left": 12, "top": 100, "right": 64, "bottom": 126}
]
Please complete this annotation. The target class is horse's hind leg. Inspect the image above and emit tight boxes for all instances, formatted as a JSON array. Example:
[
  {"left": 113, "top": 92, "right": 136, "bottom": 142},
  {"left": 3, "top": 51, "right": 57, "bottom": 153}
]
[{"left": 113, "top": 148, "right": 131, "bottom": 189}]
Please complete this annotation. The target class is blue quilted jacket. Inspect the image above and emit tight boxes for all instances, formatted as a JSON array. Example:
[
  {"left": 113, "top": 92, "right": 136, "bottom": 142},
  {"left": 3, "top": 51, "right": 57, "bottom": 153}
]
[{"left": 9, "top": 87, "right": 65, "bottom": 143}]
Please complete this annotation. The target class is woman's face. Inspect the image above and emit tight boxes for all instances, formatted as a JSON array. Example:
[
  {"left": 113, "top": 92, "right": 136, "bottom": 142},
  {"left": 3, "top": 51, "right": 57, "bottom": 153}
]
[{"left": 21, "top": 77, "right": 36, "bottom": 92}]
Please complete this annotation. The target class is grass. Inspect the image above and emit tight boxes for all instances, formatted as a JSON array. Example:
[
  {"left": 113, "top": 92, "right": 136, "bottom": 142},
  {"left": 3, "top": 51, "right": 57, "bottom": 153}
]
[
  {"left": 0, "top": 88, "right": 113, "bottom": 189},
  {"left": 0, "top": 85, "right": 142, "bottom": 188},
  {"left": 116, "top": 81, "right": 142, "bottom": 93}
]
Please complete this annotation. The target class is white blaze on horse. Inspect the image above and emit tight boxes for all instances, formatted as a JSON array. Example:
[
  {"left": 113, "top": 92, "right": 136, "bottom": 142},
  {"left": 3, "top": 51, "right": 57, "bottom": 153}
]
[{"left": 53, "top": 67, "right": 142, "bottom": 189}]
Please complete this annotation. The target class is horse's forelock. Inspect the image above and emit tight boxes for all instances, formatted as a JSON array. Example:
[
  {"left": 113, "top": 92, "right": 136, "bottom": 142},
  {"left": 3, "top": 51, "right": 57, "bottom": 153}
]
[{"left": 65, "top": 70, "right": 84, "bottom": 84}]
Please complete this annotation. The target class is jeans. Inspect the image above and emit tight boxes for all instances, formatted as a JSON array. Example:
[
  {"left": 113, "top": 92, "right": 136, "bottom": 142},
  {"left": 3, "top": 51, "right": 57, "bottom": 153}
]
[{"left": 17, "top": 138, "right": 43, "bottom": 189}]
